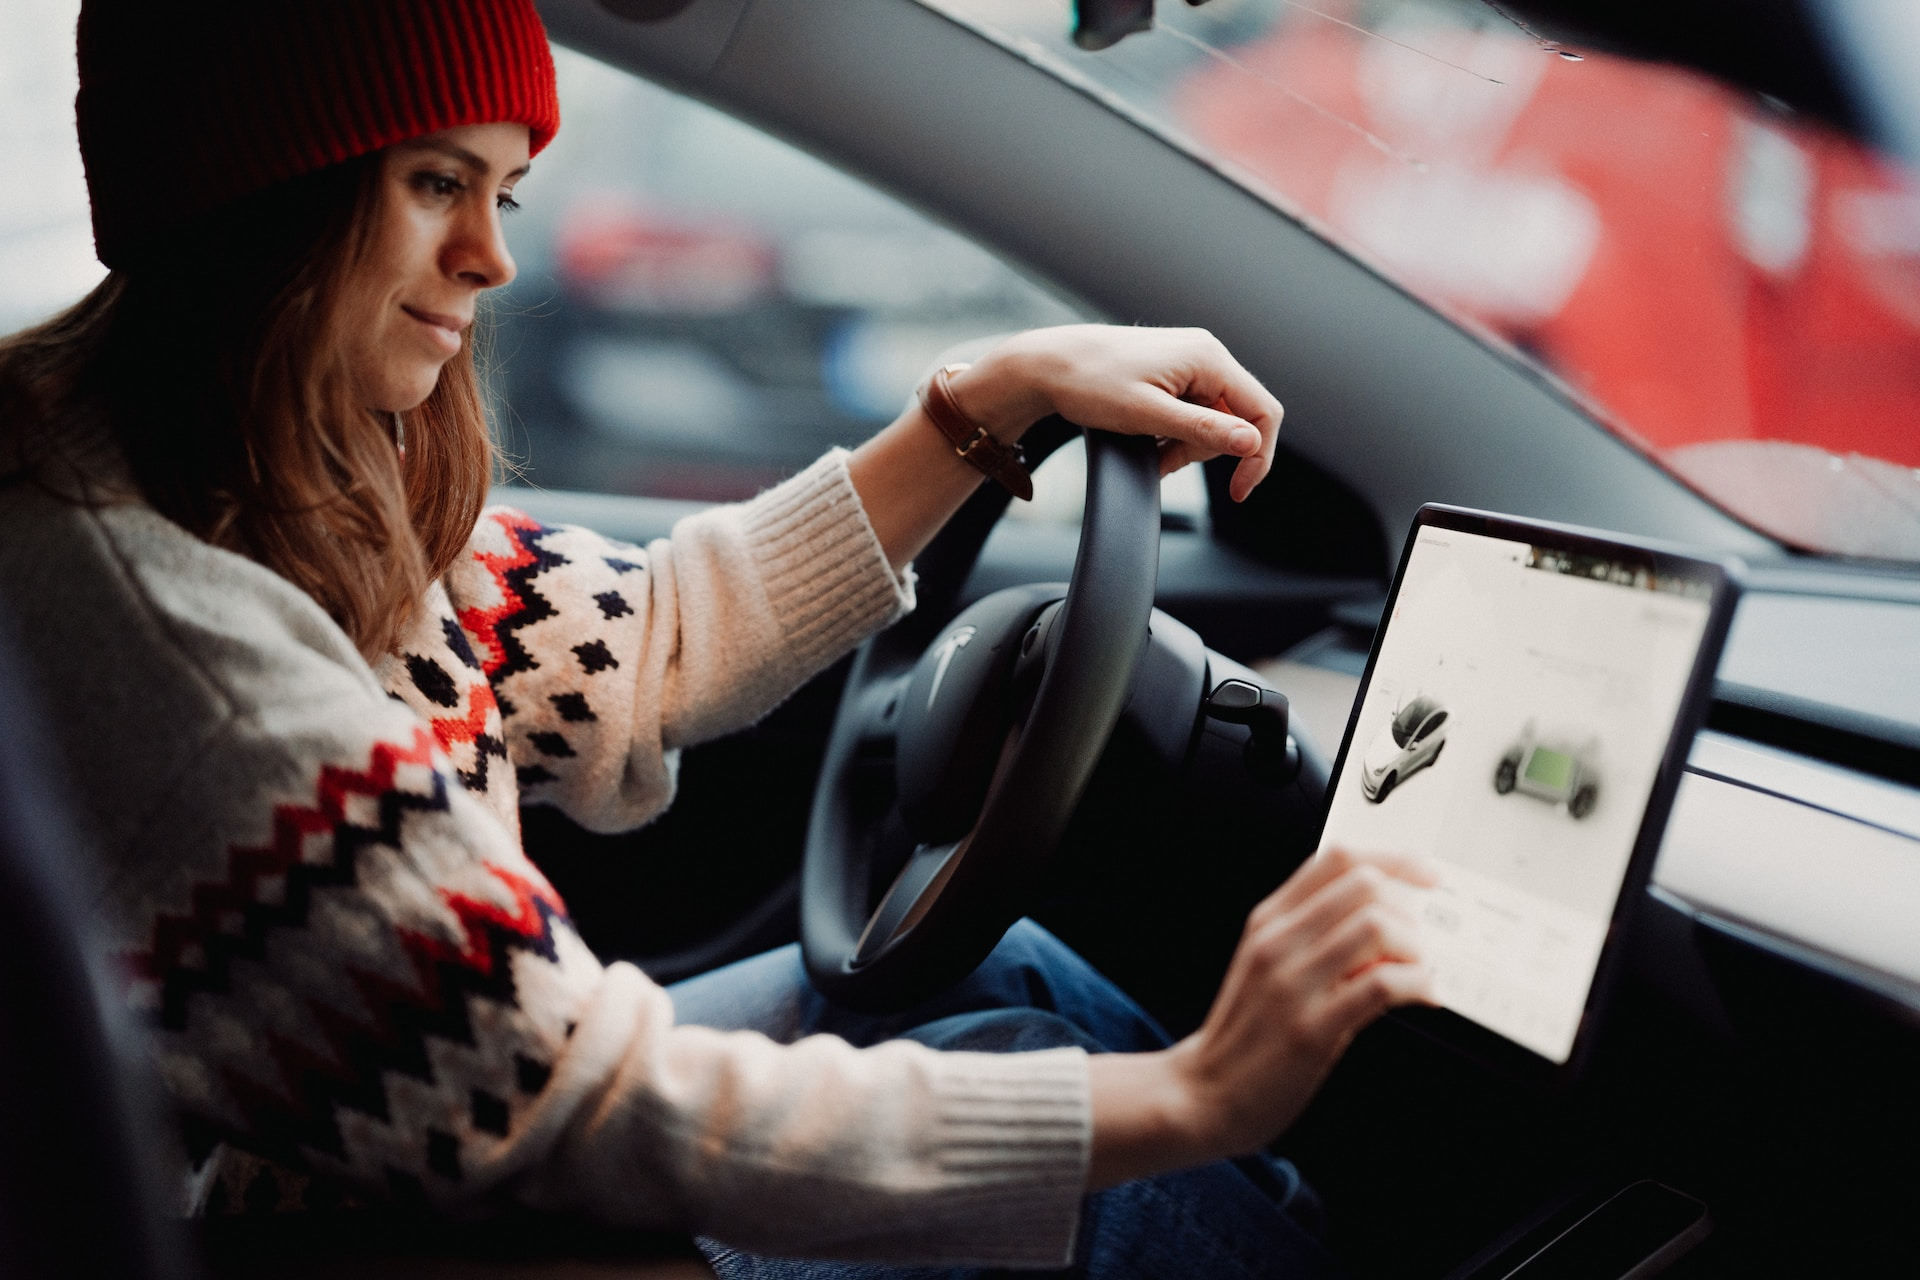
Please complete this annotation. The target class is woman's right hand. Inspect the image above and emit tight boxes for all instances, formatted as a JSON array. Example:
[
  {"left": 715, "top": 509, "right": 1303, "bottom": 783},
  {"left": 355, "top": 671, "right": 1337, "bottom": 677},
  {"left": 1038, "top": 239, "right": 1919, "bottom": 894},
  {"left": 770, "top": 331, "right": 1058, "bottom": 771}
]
[{"left": 1085, "top": 847, "right": 1435, "bottom": 1188}]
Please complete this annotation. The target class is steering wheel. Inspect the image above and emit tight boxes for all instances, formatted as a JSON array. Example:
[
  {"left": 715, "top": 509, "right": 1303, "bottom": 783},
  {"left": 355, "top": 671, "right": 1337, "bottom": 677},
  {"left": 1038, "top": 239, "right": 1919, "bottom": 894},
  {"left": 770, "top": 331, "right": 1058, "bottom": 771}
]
[{"left": 802, "top": 431, "right": 1162, "bottom": 1012}]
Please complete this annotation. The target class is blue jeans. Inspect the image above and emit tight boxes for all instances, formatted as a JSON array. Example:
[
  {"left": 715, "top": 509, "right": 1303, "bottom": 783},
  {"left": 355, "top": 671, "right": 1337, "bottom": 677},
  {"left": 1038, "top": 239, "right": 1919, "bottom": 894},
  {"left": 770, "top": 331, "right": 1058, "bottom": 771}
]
[{"left": 668, "top": 920, "right": 1342, "bottom": 1279}]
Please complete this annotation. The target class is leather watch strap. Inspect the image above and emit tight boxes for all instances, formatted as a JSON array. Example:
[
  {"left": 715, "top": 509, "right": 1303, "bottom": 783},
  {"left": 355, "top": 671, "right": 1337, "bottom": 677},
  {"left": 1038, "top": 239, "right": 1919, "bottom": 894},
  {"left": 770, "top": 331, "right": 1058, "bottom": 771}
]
[{"left": 919, "top": 364, "right": 1033, "bottom": 501}]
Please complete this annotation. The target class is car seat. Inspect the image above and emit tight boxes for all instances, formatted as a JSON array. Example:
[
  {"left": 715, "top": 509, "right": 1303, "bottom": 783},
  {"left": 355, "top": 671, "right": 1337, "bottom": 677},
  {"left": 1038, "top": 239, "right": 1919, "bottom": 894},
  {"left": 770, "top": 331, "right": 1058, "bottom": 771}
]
[{"left": 0, "top": 642, "right": 194, "bottom": 1279}]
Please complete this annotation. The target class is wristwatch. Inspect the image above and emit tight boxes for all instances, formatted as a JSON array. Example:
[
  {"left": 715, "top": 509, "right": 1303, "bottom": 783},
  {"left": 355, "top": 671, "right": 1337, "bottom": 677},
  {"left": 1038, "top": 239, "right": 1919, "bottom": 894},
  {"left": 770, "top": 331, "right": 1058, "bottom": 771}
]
[{"left": 918, "top": 363, "right": 1034, "bottom": 501}]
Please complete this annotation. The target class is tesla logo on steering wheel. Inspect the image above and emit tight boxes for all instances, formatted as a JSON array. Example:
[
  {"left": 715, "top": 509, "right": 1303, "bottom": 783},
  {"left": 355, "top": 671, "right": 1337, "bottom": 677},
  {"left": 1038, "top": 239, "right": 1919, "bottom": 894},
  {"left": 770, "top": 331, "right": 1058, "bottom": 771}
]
[{"left": 927, "top": 625, "right": 977, "bottom": 710}]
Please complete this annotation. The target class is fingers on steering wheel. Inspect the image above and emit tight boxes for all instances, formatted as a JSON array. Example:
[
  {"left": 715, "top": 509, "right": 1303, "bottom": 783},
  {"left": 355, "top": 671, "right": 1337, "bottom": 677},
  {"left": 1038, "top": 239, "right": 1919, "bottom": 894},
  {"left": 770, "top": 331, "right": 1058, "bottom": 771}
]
[
  {"left": 1128, "top": 333, "right": 1281, "bottom": 499},
  {"left": 1226, "top": 449, "right": 1273, "bottom": 505},
  {"left": 1157, "top": 436, "right": 1204, "bottom": 478},
  {"left": 1196, "top": 347, "right": 1282, "bottom": 504}
]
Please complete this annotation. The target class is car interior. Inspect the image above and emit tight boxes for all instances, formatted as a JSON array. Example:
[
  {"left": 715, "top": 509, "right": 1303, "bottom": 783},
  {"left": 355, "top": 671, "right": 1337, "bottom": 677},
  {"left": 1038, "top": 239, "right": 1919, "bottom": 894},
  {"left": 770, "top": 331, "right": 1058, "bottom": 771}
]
[{"left": 4, "top": 0, "right": 1919, "bottom": 1276}]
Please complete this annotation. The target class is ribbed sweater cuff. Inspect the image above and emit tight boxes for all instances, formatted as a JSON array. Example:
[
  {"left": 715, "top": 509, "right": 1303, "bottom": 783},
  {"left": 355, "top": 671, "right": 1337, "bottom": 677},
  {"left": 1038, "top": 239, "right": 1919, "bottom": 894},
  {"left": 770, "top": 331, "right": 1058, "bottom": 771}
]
[
  {"left": 917, "top": 1046, "right": 1091, "bottom": 1267},
  {"left": 738, "top": 449, "right": 914, "bottom": 672}
]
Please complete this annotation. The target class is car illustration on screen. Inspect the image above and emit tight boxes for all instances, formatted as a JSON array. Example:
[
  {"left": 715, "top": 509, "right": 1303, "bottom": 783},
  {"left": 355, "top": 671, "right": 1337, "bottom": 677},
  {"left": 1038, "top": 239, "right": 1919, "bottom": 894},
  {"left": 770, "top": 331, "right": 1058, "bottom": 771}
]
[
  {"left": 1360, "top": 695, "right": 1449, "bottom": 802},
  {"left": 1495, "top": 728, "right": 1601, "bottom": 819}
]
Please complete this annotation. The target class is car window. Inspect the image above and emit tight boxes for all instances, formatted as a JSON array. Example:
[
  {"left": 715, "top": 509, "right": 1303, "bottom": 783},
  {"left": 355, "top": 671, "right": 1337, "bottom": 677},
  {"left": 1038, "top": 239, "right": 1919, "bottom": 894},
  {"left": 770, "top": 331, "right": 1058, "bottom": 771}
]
[
  {"left": 487, "top": 46, "right": 1099, "bottom": 505},
  {"left": 922, "top": 0, "right": 1920, "bottom": 563},
  {"left": 1416, "top": 709, "right": 1447, "bottom": 740},
  {"left": 0, "top": 0, "right": 103, "bottom": 337},
  {"left": 495, "top": 48, "right": 1213, "bottom": 527}
]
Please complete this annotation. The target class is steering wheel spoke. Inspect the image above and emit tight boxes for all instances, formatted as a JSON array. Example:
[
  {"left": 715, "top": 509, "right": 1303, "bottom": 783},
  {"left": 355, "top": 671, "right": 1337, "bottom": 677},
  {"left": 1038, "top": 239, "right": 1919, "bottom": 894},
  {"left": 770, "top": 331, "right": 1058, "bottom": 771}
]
[{"left": 853, "top": 839, "right": 963, "bottom": 965}]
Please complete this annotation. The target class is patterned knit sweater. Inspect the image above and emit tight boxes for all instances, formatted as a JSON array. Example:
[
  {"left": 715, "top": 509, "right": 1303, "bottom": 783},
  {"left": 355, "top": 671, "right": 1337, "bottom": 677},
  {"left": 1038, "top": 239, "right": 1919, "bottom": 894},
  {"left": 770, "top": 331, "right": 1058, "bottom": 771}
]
[{"left": 0, "top": 451, "right": 1091, "bottom": 1266}]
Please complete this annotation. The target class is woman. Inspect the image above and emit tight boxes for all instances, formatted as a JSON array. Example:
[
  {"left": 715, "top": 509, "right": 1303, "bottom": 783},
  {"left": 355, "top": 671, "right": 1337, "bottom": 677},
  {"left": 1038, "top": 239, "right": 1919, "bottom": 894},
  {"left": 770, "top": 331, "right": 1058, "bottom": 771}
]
[{"left": 0, "top": 0, "right": 1432, "bottom": 1273}]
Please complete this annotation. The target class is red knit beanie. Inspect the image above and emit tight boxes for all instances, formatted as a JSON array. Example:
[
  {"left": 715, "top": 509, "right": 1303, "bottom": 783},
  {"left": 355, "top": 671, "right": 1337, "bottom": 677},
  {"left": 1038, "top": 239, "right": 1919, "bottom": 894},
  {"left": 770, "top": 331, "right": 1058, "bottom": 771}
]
[{"left": 76, "top": 0, "right": 560, "bottom": 269}]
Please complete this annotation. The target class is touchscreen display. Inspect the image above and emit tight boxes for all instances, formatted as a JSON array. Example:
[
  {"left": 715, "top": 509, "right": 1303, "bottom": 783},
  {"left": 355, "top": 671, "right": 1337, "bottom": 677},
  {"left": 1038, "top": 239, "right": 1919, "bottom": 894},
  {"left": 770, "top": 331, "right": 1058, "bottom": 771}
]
[{"left": 1321, "top": 525, "right": 1715, "bottom": 1063}]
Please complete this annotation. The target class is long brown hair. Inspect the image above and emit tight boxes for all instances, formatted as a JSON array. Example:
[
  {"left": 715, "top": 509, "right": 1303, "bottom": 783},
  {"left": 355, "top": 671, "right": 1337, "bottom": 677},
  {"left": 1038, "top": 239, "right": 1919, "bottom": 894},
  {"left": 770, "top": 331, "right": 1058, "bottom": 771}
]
[{"left": 0, "top": 155, "right": 494, "bottom": 661}]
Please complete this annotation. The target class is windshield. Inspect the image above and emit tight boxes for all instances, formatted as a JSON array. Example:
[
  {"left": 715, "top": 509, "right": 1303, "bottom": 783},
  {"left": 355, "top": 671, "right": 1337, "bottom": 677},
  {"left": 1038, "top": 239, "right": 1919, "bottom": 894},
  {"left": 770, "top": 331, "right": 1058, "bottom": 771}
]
[{"left": 924, "top": 0, "right": 1920, "bottom": 563}]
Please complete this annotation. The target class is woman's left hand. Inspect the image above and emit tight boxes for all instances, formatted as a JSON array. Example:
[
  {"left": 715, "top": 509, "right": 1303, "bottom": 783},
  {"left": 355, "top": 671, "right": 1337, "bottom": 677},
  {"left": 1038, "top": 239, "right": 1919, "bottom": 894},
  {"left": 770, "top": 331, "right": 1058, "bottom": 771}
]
[
  {"left": 848, "top": 324, "right": 1282, "bottom": 570},
  {"left": 953, "top": 324, "right": 1283, "bottom": 503}
]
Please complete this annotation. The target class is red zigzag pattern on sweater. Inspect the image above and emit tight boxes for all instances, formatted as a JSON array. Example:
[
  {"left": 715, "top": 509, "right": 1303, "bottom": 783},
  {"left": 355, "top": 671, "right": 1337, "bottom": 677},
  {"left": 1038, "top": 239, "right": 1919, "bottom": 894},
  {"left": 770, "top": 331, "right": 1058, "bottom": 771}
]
[
  {"left": 125, "top": 727, "right": 436, "bottom": 985},
  {"left": 123, "top": 724, "right": 564, "bottom": 1011},
  {"left": 122, "top": 726, "right": 574, "bottom": 1162},
  {"left": 252, "top": 862, "right": 563, "bottom": 1116},
  {"left": 458, "top": 510, "right": 551, "bottom": 680},
  {"left": 428, "top": 679, "right": 500, "bottom": 754}
]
